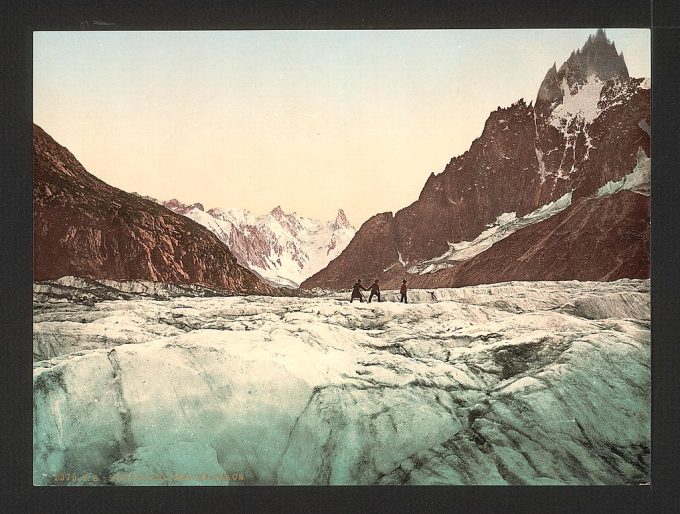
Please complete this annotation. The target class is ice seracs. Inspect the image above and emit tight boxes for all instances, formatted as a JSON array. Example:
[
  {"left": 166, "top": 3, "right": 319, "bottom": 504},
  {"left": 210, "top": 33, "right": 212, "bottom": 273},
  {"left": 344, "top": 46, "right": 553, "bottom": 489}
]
[
  {"left": 33, "top": 279, "right": 650, "bottom": 485},
  {"left": 596, "top": 148, "right": 650, "bottom": 198}
]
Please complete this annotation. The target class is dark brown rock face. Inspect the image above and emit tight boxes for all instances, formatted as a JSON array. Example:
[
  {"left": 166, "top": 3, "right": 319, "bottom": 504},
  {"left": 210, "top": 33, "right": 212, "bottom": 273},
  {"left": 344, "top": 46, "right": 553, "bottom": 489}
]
[
  {"left": 303, "top": 31, "right": 649, "bottom": 290},
  {"left": 33, "top": 124, "right": 272, "bottom": 294},
  {"left": 398, "top": 191, "right": 649, "bottom": 289},
  {"left": 312, "top": 212, "right": 400, "bottom": 288}
]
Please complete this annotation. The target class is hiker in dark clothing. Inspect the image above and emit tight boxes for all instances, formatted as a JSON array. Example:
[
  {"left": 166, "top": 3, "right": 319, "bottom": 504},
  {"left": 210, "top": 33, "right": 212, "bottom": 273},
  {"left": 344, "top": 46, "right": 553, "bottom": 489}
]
[
  {"left": 350, "top": 279, "right": 368, "bottom": 302},
  {"left": 400, "top": 279, "right": 408, "bottom": 303},
  {"left": 368, "top": 279, "right": 381, "bottom": 303}
]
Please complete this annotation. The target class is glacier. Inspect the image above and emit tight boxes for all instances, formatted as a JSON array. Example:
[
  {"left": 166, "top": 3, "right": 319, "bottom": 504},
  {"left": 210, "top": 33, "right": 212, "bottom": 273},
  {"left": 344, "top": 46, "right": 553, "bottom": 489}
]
[
  {"left": 596, "top": 148, "right": 651, "bottom": 198},
  {"left": 34, "top": 279, "right": 650, "bottom": 485}
]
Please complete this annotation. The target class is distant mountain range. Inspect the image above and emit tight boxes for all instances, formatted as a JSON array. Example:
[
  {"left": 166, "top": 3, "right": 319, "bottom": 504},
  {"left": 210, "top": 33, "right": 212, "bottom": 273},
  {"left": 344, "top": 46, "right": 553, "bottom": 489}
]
[
  {"left": 33, "top": 124, "right": 273, "bottom": 294},
  {"left": 157, "top": 199, "right": 355, "bottom": 288},
  {"left": 302, "top": 29, "right": 650, "bottom": 290}
]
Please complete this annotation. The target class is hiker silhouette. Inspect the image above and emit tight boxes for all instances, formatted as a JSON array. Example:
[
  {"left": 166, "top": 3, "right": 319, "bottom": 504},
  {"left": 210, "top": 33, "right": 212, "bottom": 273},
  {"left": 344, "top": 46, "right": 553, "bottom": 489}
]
[
  {"left": 350, "top": 279, "right": 368, "bottom": 302},
  {"left": 400, "top": 279, "right": 408, "bottom": 303},
  {"left": 368, "top": 279, "right": 381, "bottom": 303}
]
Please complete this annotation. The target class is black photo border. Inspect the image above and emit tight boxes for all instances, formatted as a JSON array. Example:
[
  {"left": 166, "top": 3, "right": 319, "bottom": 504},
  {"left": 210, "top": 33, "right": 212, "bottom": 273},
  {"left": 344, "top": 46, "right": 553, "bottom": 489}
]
[{"left": 2, "top": 0, "right": 678, "bottom": 512}]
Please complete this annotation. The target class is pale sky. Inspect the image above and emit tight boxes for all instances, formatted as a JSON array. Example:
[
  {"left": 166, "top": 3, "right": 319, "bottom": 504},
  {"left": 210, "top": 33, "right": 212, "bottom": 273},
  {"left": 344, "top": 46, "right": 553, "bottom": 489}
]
[{"left": 34, "top": 29, "right": 650, "bottom": 227}]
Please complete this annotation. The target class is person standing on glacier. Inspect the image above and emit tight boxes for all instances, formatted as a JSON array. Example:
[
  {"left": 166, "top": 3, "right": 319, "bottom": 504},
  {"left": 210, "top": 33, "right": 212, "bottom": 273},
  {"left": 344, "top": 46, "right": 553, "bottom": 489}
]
[
  {"left": 368, "top": 279, "right": 381, "bottom": 303},
  {"left": 400, "top": 279, "right": 408, "bottom": 303},
  {"left": 350, "top": 279, "right": 368, "bottom": 302}
]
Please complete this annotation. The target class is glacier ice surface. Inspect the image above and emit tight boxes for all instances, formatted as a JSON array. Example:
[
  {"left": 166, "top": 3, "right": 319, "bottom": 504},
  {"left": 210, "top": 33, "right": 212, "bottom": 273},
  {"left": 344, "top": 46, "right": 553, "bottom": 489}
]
[{"left": 33, "top": 279, "right": 650, "bottom": 485}]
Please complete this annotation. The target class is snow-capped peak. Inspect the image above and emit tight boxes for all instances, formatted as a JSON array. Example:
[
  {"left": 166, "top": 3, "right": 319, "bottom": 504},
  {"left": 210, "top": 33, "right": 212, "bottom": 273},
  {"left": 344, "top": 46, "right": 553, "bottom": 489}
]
[
  {"left": 161, "top": 200, "right": 356, "bottom": 288},
  {"left": 535, "top": 29, "right": 629, "bottom": 115}
]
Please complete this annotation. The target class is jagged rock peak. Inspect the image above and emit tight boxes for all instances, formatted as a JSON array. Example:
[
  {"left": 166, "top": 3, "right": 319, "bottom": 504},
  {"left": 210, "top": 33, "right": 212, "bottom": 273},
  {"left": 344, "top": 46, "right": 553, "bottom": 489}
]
[
  {"left": 536, "top": 29, "right": 629, "bottom": 110},
  {"left": 269, "top": 205, "right": 299, "bottom": 227},
  {"left": 160, "top": 198, "right": 204, "bottom": 214},
  {"left": 334, "top": 209, "right": 350, "bottom": 229},
  {"left": 565, "top": 28, "right": 629, "bottom": 81},
  {"left": 269, "top": 205, "right": 285, "bottom": 218},
  {"left": 163, "top": 198, "right": 185, "bottom": 210}
]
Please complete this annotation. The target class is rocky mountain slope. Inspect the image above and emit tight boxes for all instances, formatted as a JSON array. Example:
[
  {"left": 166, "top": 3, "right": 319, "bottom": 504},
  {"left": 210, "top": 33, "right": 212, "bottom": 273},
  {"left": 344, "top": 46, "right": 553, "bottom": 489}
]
[
  {"left": 33, "top": 124, "right": 272, "bottom": 294},
  {"left": 403, "top": 190, "right": 649, "bottom": 289},
  {"left": 159, "top": 200, "right": 355, "bottom": 288},
  {"left": 302, "top": 30, "right": 650, "bottom": 290}
]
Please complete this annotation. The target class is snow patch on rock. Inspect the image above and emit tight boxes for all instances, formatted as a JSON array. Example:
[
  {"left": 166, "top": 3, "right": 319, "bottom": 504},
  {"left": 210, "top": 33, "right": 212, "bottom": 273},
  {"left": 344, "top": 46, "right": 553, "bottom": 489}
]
[
  {"left": 408, "top": 192, "right": 573, "bottom": 274},
  {"left": 550, "top": 76, "right": 605, "bottom": 131}
]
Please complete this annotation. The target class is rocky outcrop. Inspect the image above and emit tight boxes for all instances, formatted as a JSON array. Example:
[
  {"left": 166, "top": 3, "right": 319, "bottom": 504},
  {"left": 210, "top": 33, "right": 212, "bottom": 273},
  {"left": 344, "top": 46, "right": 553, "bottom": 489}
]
[
  {"left": 33, "top": 124, "right": 272, "bottom": 294},
  {"left": 161, "top": 198, "right": 205, "bottom": 215},
  {"left": 303, "top": 30, "right": 650, "bottom": 290}
]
